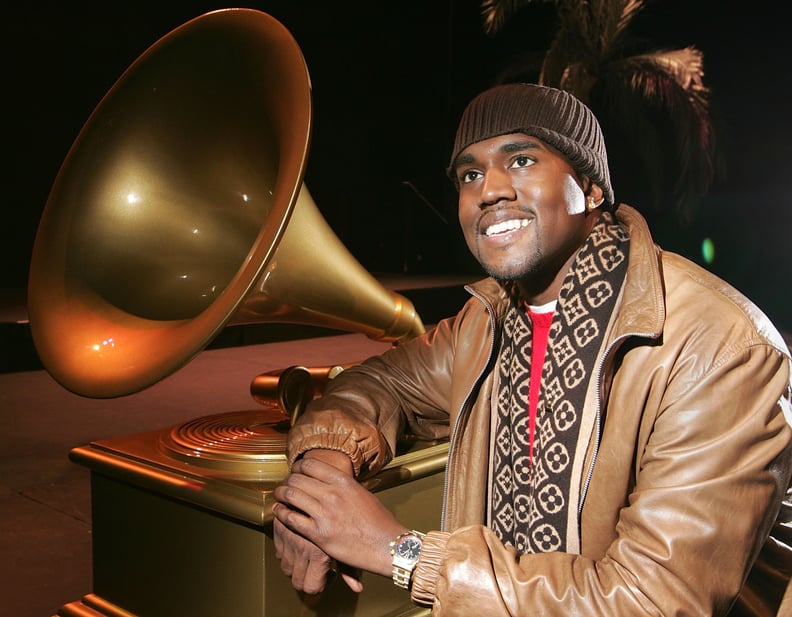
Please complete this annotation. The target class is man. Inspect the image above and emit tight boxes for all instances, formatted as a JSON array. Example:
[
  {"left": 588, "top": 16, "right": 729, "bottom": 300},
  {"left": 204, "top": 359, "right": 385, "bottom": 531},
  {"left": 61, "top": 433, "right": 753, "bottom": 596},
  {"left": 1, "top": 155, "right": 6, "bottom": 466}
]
[{"left": 272, "top": 83, "right": 792, "bottom": 615}]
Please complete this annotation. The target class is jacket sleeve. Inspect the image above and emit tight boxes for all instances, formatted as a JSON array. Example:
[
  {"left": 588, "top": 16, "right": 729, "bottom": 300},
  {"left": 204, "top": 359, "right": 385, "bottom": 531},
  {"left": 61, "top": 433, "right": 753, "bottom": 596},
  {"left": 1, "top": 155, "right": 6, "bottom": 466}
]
[
  {"left": 410, "top": 342, "right": 792, "bottom": 616},
  {"left": 286, "top": 316, "right": 459, "bottom": 477}
]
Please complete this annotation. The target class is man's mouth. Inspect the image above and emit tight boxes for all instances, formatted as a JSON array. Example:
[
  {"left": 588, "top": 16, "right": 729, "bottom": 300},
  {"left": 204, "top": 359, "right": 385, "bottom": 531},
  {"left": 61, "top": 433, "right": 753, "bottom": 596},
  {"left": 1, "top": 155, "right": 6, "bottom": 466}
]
[{"left": 484, "top": 218, "right": 530, "bottom": 237}]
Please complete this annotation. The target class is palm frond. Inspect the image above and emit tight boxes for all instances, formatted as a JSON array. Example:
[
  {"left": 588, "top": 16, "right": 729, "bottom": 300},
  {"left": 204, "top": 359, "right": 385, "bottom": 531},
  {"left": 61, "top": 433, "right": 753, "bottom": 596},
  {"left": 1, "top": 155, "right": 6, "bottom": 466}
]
[
  {"left": 540, "top": 0, "right": 644, "bottom": 97},
  {"left": 614, "top": 0, "right": 645, "bottom": 41},
  {"left": 590, "top": 55, "right": 716, "bottom": 223},
  {"left": 481, "top": 0, "right": 554, "bottom": 37},
  {"left": 554, "top": 0, "right": 643, "bottom": 53},
  {"left": 641, "top": 47, "right": 709, "bottom": 104}
]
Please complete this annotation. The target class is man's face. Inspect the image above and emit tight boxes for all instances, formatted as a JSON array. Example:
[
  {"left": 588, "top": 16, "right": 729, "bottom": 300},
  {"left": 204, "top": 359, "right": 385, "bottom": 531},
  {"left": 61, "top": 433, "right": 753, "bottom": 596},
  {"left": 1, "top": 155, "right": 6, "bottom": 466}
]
[{"left": 454, "top": 133, "right": 599, "bottom": 302}]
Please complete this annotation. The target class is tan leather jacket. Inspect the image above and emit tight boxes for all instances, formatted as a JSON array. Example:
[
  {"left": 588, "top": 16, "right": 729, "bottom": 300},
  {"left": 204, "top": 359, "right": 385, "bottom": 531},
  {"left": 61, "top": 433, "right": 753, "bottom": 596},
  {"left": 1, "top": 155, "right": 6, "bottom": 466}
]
[{"left": 288, "top": 205, "right": 792, "bottom": 616}]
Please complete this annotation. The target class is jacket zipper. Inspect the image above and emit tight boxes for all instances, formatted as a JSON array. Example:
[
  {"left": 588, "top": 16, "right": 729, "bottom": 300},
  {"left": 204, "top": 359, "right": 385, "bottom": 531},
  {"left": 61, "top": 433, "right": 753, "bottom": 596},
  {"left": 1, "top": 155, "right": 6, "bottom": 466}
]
[
  {"left": 579, "top": 330, "right": 655, "bottom": 512},
  {"left": 440, "top": 287, "right": 498, "bottom": 531}
]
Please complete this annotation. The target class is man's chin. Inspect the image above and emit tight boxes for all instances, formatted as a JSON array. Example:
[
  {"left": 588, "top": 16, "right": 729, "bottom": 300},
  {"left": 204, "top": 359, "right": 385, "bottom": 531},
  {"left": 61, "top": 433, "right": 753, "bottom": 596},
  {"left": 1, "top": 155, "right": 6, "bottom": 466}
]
[{"left": 481, "top": 261, "right": 532, "bottom": 282}]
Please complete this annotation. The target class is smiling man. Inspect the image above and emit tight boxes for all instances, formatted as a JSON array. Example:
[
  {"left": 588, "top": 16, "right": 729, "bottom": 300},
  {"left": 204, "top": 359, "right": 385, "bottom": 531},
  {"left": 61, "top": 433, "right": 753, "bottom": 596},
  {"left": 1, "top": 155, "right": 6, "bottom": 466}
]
[
  {"left": 272, "top": 83, "right": 792, "bottom": 616},
  {"left": 456, "top": 133, "right": 602, "bottom": 305}
]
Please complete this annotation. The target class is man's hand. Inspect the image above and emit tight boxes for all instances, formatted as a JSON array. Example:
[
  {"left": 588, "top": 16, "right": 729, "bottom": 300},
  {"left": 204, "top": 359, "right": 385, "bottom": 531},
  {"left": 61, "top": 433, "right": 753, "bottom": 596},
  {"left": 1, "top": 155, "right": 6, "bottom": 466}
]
[
  {"left": 273, "top": 517, "right": 351, "bottom": 594},
  {"left": 273, "top": 452, "right": 407, "bottom": 591},
  {"left": 273, "top": 449, "right": 361, "bottom": 594}
]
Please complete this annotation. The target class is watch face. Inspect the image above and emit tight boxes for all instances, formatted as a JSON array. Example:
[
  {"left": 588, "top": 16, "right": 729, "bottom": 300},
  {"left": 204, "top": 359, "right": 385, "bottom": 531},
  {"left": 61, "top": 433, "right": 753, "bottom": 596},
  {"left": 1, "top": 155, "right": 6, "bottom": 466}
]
[{"left": 396, "top": 536, "right": 422, "bottom": 561}]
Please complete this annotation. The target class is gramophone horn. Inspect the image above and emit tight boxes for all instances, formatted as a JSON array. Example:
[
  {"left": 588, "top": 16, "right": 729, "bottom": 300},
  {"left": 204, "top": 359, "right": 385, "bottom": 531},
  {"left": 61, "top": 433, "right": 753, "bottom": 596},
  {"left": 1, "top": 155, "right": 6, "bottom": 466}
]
[{"left": 27, "top": 8, "right": 424, "bottom": 399}]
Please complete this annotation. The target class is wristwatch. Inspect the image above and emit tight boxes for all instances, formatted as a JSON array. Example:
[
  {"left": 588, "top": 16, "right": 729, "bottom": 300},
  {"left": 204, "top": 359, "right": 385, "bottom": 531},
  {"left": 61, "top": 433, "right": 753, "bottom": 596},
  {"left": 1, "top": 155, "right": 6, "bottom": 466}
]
[{"left": 389, "top": 530, "right": 426, "bottom": 589}]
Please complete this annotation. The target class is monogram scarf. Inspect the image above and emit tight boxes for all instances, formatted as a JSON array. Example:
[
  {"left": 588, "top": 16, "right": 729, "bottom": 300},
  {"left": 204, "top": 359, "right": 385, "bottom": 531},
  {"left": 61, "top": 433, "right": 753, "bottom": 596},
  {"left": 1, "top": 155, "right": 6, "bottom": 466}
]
[{"left": 488, "top": 211, "right": 630, "bottom": 555}]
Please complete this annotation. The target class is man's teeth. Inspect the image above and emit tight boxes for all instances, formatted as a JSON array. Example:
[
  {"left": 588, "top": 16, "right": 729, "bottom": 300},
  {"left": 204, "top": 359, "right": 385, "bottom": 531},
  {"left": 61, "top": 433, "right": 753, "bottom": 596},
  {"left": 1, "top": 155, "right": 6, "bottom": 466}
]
[{"left": 485, "top": 219, "right": 530, "bottom": 236}]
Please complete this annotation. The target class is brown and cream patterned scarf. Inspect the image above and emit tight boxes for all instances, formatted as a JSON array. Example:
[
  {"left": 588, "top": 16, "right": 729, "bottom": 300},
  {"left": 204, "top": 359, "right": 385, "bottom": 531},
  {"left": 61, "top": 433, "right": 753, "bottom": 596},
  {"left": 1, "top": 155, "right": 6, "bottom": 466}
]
[{"left": 488, "top": 211, "right": 630, "bottom": 555}]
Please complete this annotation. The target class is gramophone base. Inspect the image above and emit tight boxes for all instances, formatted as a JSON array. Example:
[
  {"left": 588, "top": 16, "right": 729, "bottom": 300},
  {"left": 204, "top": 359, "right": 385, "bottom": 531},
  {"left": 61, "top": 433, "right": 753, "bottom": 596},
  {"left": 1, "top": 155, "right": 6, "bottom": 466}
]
[
  {"left": 56, "top": 420, "right": 445, "bottom": 617},
  {"left": 58, "top": 593, "right": 140, "bottom": 617}
]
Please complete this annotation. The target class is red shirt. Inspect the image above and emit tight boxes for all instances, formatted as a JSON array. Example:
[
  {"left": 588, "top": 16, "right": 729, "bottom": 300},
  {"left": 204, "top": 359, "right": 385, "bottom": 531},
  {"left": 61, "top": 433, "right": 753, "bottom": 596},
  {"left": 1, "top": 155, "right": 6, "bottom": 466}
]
[{"left": 527, "top": 307, "right": 554, "bottom": 466}]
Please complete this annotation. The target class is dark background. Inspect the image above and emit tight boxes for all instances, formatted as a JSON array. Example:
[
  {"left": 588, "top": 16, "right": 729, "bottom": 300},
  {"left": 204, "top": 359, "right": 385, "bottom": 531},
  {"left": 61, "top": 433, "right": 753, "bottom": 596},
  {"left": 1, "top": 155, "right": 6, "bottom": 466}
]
[{"left": 3, "top": 1, "right": 791, "bottom": 332}]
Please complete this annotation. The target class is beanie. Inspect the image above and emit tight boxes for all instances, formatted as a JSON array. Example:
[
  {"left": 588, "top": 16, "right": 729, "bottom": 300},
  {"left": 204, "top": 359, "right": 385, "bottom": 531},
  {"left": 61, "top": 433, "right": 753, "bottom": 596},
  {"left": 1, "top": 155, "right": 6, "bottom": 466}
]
[{"left": 448, "top": 83, "right": 614, "bottom": 205}]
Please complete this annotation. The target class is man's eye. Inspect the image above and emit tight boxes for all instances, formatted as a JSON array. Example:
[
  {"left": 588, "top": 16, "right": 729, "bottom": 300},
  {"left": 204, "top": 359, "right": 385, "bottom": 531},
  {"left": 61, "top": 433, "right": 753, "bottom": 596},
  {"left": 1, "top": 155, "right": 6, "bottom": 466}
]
[
  {"left": 460, "top": 170, "right": 481, "bottom": 184},
  {"left": 511, "top": 155, "right": 533, "bottom": 168}
]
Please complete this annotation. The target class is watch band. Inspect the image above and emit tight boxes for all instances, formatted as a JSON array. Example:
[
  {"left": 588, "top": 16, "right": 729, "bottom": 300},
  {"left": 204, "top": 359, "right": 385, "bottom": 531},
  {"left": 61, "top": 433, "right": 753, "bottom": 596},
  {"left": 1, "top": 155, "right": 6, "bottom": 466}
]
[
  {"left": 390, "top": 530, "right": 426, "bottom": 590},
  {"left": 391, "top": 563, "right": 413, "bottom": 590}
]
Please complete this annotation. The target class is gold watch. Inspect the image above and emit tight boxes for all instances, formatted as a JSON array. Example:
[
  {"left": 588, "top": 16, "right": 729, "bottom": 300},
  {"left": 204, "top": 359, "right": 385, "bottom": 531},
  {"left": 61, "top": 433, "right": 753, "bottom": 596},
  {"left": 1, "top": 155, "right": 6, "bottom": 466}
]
[{"left": 389, "top": 530, "right": 426, "bottom": 589}]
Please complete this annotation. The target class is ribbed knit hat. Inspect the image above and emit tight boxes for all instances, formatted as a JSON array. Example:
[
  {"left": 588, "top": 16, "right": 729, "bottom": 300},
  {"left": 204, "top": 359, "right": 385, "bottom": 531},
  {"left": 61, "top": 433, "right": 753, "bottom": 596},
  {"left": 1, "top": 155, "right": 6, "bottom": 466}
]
[{"left": 448, "top": 83, "right": 614, "bottom": 204}]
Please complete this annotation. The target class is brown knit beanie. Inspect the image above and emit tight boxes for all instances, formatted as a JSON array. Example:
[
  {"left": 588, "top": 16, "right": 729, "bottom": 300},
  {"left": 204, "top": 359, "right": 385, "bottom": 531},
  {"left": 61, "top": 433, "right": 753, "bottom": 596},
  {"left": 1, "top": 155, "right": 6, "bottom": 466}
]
[{"left": 448, "top": 83, "right": 614, "bottom": 205}]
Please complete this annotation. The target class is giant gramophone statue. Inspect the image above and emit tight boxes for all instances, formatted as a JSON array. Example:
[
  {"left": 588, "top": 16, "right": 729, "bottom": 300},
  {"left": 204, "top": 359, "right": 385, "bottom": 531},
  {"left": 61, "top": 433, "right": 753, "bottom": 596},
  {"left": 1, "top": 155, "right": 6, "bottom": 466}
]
[{"left": 28, "top": 8, "right": 447, "bottom": 617}]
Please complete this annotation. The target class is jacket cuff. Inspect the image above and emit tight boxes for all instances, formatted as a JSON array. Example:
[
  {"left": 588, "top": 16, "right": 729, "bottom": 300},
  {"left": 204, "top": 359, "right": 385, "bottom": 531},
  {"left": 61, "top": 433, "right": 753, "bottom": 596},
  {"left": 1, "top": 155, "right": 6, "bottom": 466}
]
[
  {"left": 287, "top": 429, "right": 388, "bottom": 478},
  {"left": 287, "top": 434, "right": 358, "bottom": 475},
  {"left": 411, "top": 531, "right": 451, "bottom": 606}
]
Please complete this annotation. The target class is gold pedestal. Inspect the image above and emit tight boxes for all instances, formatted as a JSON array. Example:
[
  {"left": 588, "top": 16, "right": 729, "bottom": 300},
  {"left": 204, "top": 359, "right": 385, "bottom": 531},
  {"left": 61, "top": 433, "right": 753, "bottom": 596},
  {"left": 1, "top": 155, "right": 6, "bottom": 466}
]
[{"left": 56, "top": 408, "right": 447, "bottom": 617}]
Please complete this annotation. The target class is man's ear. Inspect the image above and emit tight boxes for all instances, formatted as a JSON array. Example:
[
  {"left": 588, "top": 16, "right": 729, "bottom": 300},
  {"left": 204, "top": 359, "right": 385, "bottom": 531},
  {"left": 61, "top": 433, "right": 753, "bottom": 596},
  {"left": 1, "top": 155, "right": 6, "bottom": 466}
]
[{"left": 586, "top": 181, "right": 604, "bottom": 206}]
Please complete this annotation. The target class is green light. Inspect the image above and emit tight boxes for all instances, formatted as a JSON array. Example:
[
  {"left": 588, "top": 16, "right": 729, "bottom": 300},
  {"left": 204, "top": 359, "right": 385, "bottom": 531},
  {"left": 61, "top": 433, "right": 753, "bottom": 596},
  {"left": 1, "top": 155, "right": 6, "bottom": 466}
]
[{"left": 701, "top": 238, "right": 715, "bottom": 264}]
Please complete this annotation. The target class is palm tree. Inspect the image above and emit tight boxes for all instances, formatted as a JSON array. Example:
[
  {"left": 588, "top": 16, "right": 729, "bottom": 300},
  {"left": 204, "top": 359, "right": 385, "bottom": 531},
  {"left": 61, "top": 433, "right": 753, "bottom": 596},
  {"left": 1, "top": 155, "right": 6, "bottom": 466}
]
[{"left": 479, "top": 0, "right": 717, "bottom": 229}]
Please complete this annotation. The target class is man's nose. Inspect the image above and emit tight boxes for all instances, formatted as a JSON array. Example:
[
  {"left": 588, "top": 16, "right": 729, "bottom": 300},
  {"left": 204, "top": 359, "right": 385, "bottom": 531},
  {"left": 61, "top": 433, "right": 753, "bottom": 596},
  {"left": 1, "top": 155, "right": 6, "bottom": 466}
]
[{"left": 480, "top": 168, "right": 515, "bottom": 207}]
